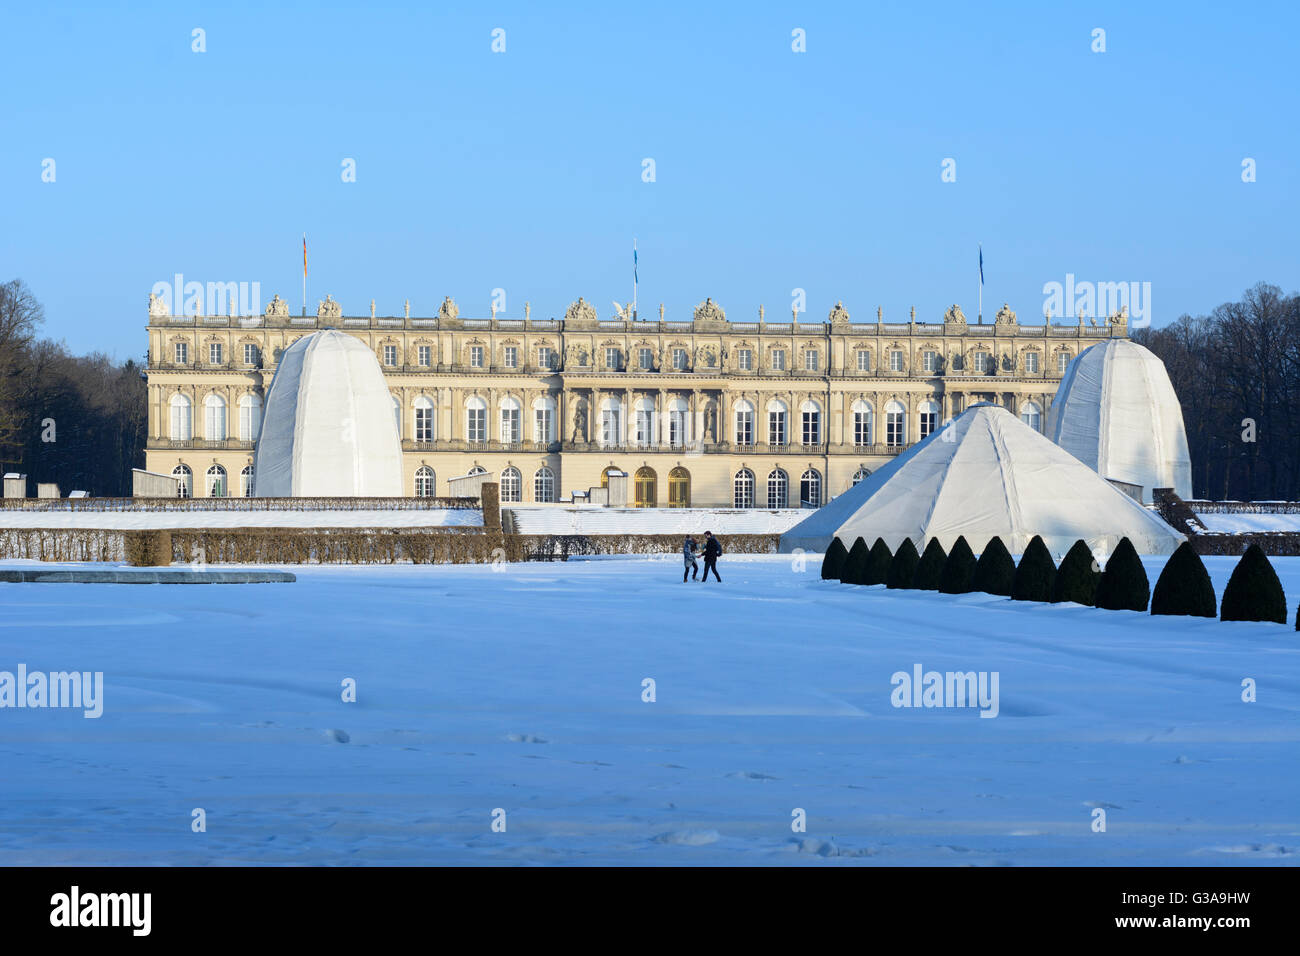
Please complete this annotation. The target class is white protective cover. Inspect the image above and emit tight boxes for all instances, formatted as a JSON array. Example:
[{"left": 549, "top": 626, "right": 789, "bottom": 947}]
[
  {"left": 1046, "top": 339, "right": 1193, "bottom": 502},
  {"left": 252, "top": 330, "right": 403, "bottom": 496},
  {"left": 779, "top": 403, "right": 1185, "bottom": 556}
]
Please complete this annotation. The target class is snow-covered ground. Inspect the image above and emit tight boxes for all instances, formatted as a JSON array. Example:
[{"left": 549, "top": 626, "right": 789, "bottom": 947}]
[
  {"left": 0, "top": 509, "right": 482, "bottom": 529},
  {"left": 0, "top": 554, "right": 1297, "bottom": 866},
  {"left": 505, "top": 506, "right": 805, "bottom": 535},
  {"left": 1196, "top": 512, "right": 1300, "bottom": 534}
]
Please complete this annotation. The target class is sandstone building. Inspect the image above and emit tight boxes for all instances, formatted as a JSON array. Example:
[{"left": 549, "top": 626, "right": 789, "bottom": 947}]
[{"left": 143, "top": 293, "right": 1128, "bottom": 507}]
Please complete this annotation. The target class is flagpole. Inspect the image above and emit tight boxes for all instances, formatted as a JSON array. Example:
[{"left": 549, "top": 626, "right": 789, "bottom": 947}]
[
  {"left": 633, "top": 238, "right": 638, "bottom": 320},
  {"left": 302, "top": 233, "right": 307, "bottom": 317},
  {"left": 978, "top": 243, "right": 983, "bottom": 325}
]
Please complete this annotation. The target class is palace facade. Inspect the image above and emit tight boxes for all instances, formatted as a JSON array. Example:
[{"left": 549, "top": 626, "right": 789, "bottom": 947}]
[{"left": 143, "top": 294, "right": 1129, "bottom": 508}]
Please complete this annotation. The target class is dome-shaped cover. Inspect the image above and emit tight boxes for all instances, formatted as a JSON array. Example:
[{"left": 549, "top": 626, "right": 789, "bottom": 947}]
[
  {"left": 1047, "top": 339, "right": 1192, "bottom": 501},
  {"left": 780, "top": 402, "right": 1184, "bottom": 556},
  {"left": 252, "top": 330, "right": 403, "bottom": 496}
]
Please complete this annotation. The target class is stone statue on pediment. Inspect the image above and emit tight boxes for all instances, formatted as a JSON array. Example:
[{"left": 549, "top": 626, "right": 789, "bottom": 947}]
[
  {"left": 439, "top": 296, "right": 458, "bottom": 321},
  {"left": 317, "top": 294, "right": 342, "bottom": 319},
  {"left": 828, "top": 301, "right": 851, "bottom": 325},
  {"left": 693, "top": 298, "right": 726, "bottom": 323},
  {"left": 264, "top": 294, "right": 289, "bottom": 317},
  {"left": 148, "top": 292, "right": 168, "bottom": 316},
  {"left": 994, "top": 303, "right": 1017, "bottom": 327},
  {"left": 944, "top": 304, "right": 967, "bottom": 325},
  {"left": 565, "top": 297, "right": 597, "bottom": 324},
  {"left": 572, "top": 399, "right": 588, "bottom": 442}
]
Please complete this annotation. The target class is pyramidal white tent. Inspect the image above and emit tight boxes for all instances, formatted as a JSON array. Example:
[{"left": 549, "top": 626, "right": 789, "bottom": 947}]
[
  {"left": 252, "top": 330, "right": 403, "bottom": 496},
  {"left": 780, "top": 403, "right": 1184, "bottom": 556},
  {"left": 1047, "top": 339, "right": 1192, "bottom": 502}
]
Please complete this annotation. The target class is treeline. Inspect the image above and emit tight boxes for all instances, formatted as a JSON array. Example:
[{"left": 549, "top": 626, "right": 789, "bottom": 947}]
[
  {"left": 0, "top": 279, "right": 146, "bottom": 496},
  {"left": 1133, "top": 282, "right": 1300, "bottom": 502}
]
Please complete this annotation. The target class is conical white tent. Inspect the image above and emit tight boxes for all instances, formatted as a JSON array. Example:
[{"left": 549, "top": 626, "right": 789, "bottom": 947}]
[
  {"left": 252, "top": 330, "right": 403, "bottom": 496},
  {"left": 1047, "top": 339, "right": 1192, "bottom": 502},
  {"left": 780, "top": 403, "right": 1184, "bottom": 556}
]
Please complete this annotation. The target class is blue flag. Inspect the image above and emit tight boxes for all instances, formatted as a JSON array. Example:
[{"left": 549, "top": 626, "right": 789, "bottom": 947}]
[
  {"left": 979, "top": 245, "right": 984, "bottom": 285},
  {"left": 634, "top": 245, "right": 638, "bottom": 284}
]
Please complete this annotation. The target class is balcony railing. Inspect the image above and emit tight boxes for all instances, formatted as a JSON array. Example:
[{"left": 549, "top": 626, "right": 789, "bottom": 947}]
[{"left": 147, "top": 439, "right": 255, "bottom": 450}]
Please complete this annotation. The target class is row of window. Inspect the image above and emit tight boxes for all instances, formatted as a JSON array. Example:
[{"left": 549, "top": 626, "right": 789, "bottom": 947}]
[
  {"left": 168, "top": 339, "right": 1073, "bottom": 375},
  {"left": 169, "top": 394, "right": 262, "bottom": 442},
  {"left": 171, "top": 463, "right": 254, "bottom": 498}
]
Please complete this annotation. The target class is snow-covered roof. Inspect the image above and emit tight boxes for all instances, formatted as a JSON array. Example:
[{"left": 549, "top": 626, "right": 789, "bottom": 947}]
[
  {"left": 780, "top": 402, "right": 1185, "bottom": 556},
  {"left": 252, "top": 330, "right": 403, "bottom": 497},
  {"left": 1047, "top": 339, "right": 1192, "bottom": 502},
  {"left": 507, "top": 506, "right": 806, "bottom": 536}
]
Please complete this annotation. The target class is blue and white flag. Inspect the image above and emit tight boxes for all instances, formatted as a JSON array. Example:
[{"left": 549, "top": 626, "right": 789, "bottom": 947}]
[{"left": 979, "top": 245, "right": 984, "bottom": 286}]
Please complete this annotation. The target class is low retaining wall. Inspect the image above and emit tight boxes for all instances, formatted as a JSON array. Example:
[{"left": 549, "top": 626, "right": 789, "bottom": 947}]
[
  {"left": 1190, "top": 533, "right": 1300, "bottom": 556},
  {"left": 0, "top": 527, "right": 781, "bottom": 565},
  {"left": 0, "top": 569, "right": 296, "bottom": 584}
]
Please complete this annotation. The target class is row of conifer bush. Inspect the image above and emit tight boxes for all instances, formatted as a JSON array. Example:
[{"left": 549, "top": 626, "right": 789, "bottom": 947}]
[{"left": 821, "top": 534, "right": 1299, "bottom": 627}]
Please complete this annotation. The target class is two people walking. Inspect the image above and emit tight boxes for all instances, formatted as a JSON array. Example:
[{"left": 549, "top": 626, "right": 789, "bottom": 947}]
[{"left": 683, "top": 531, "right": 722, "bottom": 583}]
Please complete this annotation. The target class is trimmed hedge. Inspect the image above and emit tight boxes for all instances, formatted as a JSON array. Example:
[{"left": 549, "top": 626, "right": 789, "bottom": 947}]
[
  {"left": 1051, "top": 540, "right": 1099, "bottom": 606},
  {"left": 1151, "top": 541, "right": 1217, "bottom": 618},
  {"left": 972, "top": 536, "right": 1015, "bottom": 596},
  {"left": 821, "top": 537, "right": 849, "bottom": 580},
  {"left": 1095, "top": 537, "right": 1150, "bottom": 611},
  {"left": 840, "top": 537, "right": 870, "bottom": 584},
  {"left": 1220, "top": 544, "right": 1287, "bottom": 624},
  {"left": 886, "top": 538, "right": 920, "bottom": 589},
  {"left": 938, "top": 536, "right": 977, "bottom": 594},
  {"left": 1012, "top": 535, "right": 1057, "bottom": 602},
  {"left": 123, "top": 530, "right": 173, "bottom": 567},
  {"left": 864, "top": 538, "right": 894, "bottom": 586},
  {"left": 912, "top": 539, "right": 947, "bottom": 590}
]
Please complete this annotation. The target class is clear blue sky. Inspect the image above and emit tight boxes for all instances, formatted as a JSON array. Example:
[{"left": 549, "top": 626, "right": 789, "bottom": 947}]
[{"left": 2, "top": 0, "right": 1296, "bottom": 359}]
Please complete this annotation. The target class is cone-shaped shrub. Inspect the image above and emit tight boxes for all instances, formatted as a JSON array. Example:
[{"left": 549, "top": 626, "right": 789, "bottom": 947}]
[
  {"left": 1151, "top": 542, "right": 1216, "bottom": 618},
  {"left": 840, "top": 536, "right": 869, "bottom": 585},
  {"left": 886, "top": 538, "right": 921, "bottom": 589},
  {"left": 821, "top": 537, "right": 848, "bottom": 580},
  {"left": 863, "top": 538, "right": 893, "bottom": 585},
  {"left": 1095, "top": 537, "right": 1150, "bottom": 611},
  {"left": 1220, "top": 544, "right": 1286, "bottom": 624},
  {"left": 912, "top": 539, "right": 947, "bottom": 590},
  {"left": 938, "top": 536, "right": 977, "bottom": 594},
  {"left": 972, "top": 536, "right": 1016, "bottom": 596},
  {"left": 1051, "top": 540, "right": 1099, "bottom": 606},
  {"left": 1012, "top": 535, "right": 1056, "bottom": 602}
]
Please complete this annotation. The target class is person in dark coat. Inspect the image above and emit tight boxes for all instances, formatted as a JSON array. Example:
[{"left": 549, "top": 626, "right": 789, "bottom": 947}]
[
  {"left": 700, "top": 531, "right": 722, "bottom": 582},
  {"left": 682, "top": 535, "right": 699, "bottom": 582}
]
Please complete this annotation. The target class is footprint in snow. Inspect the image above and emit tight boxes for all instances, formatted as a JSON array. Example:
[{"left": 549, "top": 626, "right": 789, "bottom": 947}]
[
  {"left": 506, "top": 733, "right": 548, "bottom": 744},
  {"left": 727, "top": 771, "right": 778, "bottom": 781},
  {"left": 653, "top": 829, "right": 719, "bottom": 846},
  {"left": 324, "top": 728, "right": 350, "bottom": 743}
]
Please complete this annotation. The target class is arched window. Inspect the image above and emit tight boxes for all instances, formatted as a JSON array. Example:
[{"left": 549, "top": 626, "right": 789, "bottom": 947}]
[
  {"left": 851, "top": 400, "right": 873, "bottom": 447},
  {"left": 600, "top": 465, "right": 620, "bottom": 488},
  {"left": 500, "top": 466, "right": 522, "bottom": 502},
  {"left": 885, "top": 399, "right": 907, "bottom": 447},
  {"left": 532, "top": 396, "right": 557, "bottom": 443},
  {"left": 666, "top": 397, "right": 689, "bottom": 448},
  {"left": 415, "top": 465, "right": 435, "bottom": 497},
  {"left": 767, "top": 468, "right": 788, "bottom": 508},
  {"left": 202, "top": 395, "right": 226, "bottom": 442},
  {"left": 413, "top": 395, "right": 435, "bottom": 443},
  {"left": 918, "top": 400, "right": 940, "bottom": 440},
  {"left": 1020, "top": 400, "right": 1042, "bottom": 432},
  {"left": 206, "top": 463, "right": 227, "bottom": 497},
  {"left": 468, "top": 465, "right": 488, "bottom": 476},
  {"left": 633, "top": 397, "right": 656, "bottom": 447},
  {"left": 800, "top": 399, "right": 821, "bottom": 446},
  {"left": 466, "top": 396, "right": 487, "bottom": 444},
  {"left": 766, "top": 399, "right": 787, "bottom": 446},
  {"left": 852, "top": 465, "right": 871, "bottom": 486},
  {"left": 240, "top": 464, "right": 254, "bottom": 497},
  {"left": 634, "top": 466, "right": 656, "bottom": 507},
  {"left": 734, "top": 468, "right": 755, "bottom": 508},
  {"left": 534, "top": 466, "right": 555, "bottom": 502},
  {"left": 599, "top": 396, "right": 622, "bottom": 447},
  {"left": 668, "top": 467, "right": 690, "bottom": 508},
  {"left": 392, "top": 394, "right": 402, "bottom": 440},
  {"left": 500, "top": 397, "right": 522, "bottom": 444},
  {"left": 734, "top": 399, "right": 755, "bottom": 446},
  {"left": 169, "top": 394, "right": 192, "bottom": 441},
  {"left": 800, "top": 469, "right": 822, "bottom": 508},
  {"left": 172, "top": 463, "right": 192, "bottom": 498},
  {"left": 238, "top": 394, "right": 262, "bottom": 442}
]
